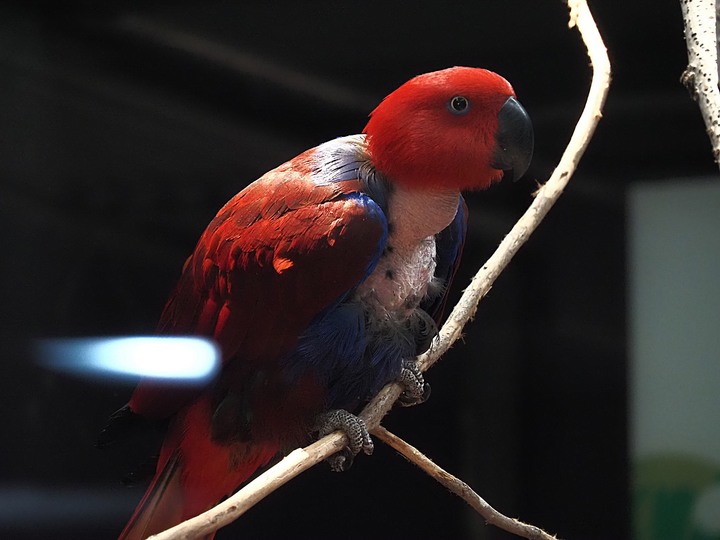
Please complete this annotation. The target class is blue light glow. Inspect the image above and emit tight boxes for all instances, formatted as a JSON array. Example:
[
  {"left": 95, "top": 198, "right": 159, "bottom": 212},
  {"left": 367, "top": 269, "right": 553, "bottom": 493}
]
[{"left": 37, "top": 336, "right": 220, "bottom": 382}]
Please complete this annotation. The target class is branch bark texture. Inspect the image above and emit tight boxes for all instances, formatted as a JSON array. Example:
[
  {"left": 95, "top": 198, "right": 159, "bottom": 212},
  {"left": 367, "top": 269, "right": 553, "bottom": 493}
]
[{"left": 680, "top": 0, "right": 720, "bottom": 167}]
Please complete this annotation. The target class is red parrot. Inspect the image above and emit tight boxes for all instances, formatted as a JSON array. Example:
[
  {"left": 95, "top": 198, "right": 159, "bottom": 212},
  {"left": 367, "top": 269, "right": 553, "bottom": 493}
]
[{"left": 101, "top": 66, "right": 533, "bottom": 539}]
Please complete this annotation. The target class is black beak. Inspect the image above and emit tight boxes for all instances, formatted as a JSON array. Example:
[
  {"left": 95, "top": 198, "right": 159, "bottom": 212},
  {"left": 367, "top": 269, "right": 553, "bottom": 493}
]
[{"left": 491, "top": 96, "right": 534, "bottom": 182}]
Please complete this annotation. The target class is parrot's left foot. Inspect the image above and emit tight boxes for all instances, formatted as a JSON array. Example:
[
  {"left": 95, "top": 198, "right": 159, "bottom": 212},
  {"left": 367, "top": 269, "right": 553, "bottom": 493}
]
[
  {"left": 314, "top": 409, "right": 374, "bottom": 472},
  {"left": 398, "top": 358, "right": 431, "bottom": 407}
]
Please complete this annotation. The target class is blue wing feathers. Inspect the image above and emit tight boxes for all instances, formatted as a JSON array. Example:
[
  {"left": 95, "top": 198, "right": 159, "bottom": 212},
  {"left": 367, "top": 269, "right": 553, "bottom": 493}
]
[{"left": 281, "top": 190, "right": 397, "bottom": 409}]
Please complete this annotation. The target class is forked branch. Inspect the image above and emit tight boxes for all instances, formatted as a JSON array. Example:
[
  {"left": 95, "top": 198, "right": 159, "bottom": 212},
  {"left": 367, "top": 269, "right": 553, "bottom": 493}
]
[{"left": 372, "top": 426, "right": 557, "bottom": 540}]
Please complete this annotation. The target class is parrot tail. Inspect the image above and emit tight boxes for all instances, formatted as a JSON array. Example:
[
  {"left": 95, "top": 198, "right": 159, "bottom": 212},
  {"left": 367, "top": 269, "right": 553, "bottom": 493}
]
[
  {"left": 118, "top": 451, "right": 198, "bottom": 540},
  {"left": 118, "top": 439, "right": 280, "bottom": 540},
  {"left": 117, "top": 396, "right": 283, "bottom": 539}
]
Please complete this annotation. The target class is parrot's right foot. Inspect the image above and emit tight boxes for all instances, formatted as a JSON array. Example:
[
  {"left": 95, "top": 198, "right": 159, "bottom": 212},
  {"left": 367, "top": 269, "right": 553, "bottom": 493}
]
[
  {"left": 314, "top": 409, "right": 374, "bottom": 472},
  {"left": 397, "top": 358, "right": 431, "bottom": 407}
]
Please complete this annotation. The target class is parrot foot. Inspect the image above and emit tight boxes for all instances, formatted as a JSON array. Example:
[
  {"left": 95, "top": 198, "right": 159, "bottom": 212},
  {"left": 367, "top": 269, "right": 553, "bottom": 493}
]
[
  {"left": 315, "top": 409, "right": 374, "bottom": 472},
  {"left": 398, "top": 358, "right": 431, "bottom": 407}
]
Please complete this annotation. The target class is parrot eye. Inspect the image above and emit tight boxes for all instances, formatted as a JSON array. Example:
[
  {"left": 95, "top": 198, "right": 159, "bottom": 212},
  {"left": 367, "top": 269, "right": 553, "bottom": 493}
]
[{"left": 448, "top": 95, "right": 470, "bottom": 115}]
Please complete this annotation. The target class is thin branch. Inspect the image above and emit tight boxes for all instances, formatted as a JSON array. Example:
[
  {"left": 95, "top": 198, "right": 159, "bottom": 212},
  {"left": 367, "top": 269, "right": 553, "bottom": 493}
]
[
  {"left": 149, "top": 1, "right": 610, "bottom": 538},
  {"left": 680, "top": 0, "right": 720, "bottom": 167},
  {"left": 372, "top": 426, "right": 558, "bottom": 540}
]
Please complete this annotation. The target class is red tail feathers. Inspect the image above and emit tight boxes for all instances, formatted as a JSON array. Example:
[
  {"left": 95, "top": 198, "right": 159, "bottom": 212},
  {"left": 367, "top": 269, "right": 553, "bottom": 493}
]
[
  {"left": 118, "top": 399, "right": 280, "bottom": 540},
  {"left": 119, "top": 451, "right": 186, "bottom": 540}
]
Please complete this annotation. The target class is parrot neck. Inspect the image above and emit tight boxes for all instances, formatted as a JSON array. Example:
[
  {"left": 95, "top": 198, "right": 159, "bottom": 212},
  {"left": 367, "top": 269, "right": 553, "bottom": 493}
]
[{"left": 387, "top": 185, "right": 460, "bottom": 245}]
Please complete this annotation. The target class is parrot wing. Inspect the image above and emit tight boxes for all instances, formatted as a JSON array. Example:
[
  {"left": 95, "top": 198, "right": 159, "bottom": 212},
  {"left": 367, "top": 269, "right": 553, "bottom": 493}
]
[{"left": 129, "top": 155, "right": 388, "bottom": 420}]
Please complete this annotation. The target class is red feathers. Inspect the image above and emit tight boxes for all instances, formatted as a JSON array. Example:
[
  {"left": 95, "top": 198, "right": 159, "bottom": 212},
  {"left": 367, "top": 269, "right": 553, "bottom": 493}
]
[
  {"left": 364, "top": 67, "right": 515, "bottom": 191},
  {"left": 130, "top": 169, "right": 386, "bottom": 417}
]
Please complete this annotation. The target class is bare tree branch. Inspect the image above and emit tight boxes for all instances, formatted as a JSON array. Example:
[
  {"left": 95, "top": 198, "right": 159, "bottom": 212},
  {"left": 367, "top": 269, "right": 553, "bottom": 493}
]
[
  {"left": 372, "top": 426, "right": 558, "bottom": 540},
  {"left": 680, "top": 0, "right": 720, "bottom": 167},
  {"left": 148, "top": 0, "right": 610, "bottom": 538}
]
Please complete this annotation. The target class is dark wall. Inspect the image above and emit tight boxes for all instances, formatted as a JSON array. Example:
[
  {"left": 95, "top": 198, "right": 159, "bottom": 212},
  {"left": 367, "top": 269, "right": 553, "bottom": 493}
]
[{"left": 0, "top": 2, "right": 715, "bottom": 539}]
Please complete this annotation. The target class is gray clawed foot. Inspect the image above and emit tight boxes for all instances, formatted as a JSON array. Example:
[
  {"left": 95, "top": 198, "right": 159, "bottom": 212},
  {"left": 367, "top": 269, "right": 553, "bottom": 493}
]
[
  {"left": 314, "top": 409, "right": 374, "bottom": 472},
  {"left": 398, "top": 358, "right": 431, "bottom": 407}
]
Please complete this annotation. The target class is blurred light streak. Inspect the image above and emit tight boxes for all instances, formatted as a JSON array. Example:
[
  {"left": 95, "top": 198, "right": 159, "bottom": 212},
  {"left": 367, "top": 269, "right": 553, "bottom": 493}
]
[{"left": 36, "top": 336, "right": 220, "bottom": 382}]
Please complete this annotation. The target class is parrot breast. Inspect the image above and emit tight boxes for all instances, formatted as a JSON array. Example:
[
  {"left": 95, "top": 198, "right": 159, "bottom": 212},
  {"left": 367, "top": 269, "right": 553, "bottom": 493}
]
[
  {"left": 354, "top": 184, "right": 460, "bottom": 319},
  {"left": 356, "top": 234, "right": 437, "bottom": 316}
]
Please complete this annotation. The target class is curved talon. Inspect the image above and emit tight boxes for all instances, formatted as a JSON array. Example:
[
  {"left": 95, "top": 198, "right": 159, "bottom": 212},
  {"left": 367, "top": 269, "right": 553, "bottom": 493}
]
[
  {"left": 314, "top": 409, "right": 374, "bottom": 472},
  {"left": 398, "top": 358, "right": 431, "bottom": 407}
]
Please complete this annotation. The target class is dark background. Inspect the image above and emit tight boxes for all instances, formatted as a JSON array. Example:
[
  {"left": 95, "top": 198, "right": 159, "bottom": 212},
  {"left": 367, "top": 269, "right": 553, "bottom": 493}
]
[{"left": 0, "top": 1, "right": 715, "bottom": 539}]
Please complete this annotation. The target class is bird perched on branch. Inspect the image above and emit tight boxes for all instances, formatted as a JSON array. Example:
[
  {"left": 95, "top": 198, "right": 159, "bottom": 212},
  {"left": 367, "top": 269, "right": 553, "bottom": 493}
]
[{"left": 101, "top": 66, "right": 533, "bottom": 539}]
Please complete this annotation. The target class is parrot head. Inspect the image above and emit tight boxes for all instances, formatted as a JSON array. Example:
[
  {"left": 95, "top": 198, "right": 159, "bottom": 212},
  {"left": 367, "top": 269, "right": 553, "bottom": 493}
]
[{"left": 364, "top": 66, "right": 534, "bottom": 191}]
